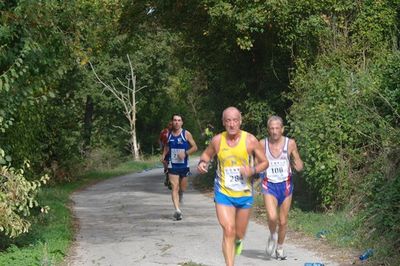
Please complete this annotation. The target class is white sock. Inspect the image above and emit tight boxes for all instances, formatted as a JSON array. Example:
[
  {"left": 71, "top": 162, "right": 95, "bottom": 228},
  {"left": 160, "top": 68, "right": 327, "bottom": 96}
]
[
  {"left": 271, "top": 232, "right": 277, "bottom": 240},
  {"left": 277, "top": 244, "right": 283, "bottom": 250}
]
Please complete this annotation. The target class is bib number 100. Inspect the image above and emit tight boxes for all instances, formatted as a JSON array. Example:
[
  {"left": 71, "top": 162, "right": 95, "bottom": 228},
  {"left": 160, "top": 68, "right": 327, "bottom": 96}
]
[{"left": 271, "top": 167, "right": 284, "bottom": 174}]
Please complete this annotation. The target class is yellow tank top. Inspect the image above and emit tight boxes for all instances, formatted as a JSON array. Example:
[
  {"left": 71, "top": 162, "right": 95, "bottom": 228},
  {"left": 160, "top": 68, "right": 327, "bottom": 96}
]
[{"left": 217, "top": 131, "right": 252, "bottom": 197}]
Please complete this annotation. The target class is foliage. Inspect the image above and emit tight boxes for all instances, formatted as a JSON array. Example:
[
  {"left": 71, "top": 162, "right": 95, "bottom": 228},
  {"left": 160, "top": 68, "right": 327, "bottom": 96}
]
[
  {"left": 289, "top": 60, "right": 360, "bottom": 207},
  {"left": 0, "top": 1, "right": 87, "bottom": 176},
  {"left": 92, "top": 38, "right": 175, "bottom": 157},
  {"left": 286, "top": 4, "right": 400, "bottom": 259},
  {"left": 82, "top": 146, "right": 124, "bottom": 172},
  {"left": 289, "top": 51, "right": 400, "bottom": 208},
  {"left": 0, "top": 0, "right": 399, "bottom": 262},
  {"left": 0, "top": 163, "right": 49, "bottom": 238},
  {"left": 359, "top": 170, "right": 400, "bottom": 265},
  {"left": 241, "top": 99, "right": 273, "bottom": 139}
]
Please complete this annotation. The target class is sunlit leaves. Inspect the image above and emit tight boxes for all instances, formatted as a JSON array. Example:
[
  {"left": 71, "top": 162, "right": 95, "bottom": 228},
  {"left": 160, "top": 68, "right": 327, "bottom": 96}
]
[{"left": 0, "top": 164, "right": 50, "bottom": 238}]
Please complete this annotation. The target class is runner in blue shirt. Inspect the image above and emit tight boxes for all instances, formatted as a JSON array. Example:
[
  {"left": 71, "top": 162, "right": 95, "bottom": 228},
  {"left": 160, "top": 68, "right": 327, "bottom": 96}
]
[{"left": 162, "top": 114, "right": 197, "bottom": 220}]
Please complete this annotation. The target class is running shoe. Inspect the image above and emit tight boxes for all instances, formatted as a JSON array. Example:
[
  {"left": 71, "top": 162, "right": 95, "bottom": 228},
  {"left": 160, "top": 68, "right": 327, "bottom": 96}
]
[
  {"left": 266, "top": 233, "right": 277, "bottom": 256},
  {"left": 173, "top": 210, "right": 183, "bottom": 221},
  {"left": 235, "top": 239, "right": 243, "bottom": 255},
  {"left": 275, "top": 248, "right": 287, "bottom": 260}
]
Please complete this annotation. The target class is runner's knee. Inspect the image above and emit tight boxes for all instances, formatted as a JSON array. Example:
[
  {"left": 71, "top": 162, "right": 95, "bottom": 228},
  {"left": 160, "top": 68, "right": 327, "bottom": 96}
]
[
  {"left": 171, "top": 183, "right": 180, "bottom": 192},
  {"left": 279, "top": 218, "right": 288, "bottom": 228},
  {"left": 222, "top": 224, "right": 236, "bottom": 238},
  {"left": 267, "top": 211, "right": 279, "bottom": 223}
]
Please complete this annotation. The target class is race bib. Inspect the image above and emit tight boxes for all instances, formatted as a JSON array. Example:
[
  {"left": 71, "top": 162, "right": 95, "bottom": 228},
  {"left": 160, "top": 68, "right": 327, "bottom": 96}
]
[
  {"left": 171, "top": 148, "right": 185, "bottom": 164},
  {"left": 224, "top": 167, "right": 249, "bottom": 191},
  {"left": 266, "top": 159, "right": 289, "bottom": 182}
]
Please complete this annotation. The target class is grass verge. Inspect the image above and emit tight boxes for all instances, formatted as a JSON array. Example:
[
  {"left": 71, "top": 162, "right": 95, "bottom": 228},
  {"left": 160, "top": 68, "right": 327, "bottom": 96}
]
[
  {"left": 0, "top": 158, "right": 158, "bottom": 266},
  {"left": 253, "top": 192, "right": 399, "bottom": 265}
]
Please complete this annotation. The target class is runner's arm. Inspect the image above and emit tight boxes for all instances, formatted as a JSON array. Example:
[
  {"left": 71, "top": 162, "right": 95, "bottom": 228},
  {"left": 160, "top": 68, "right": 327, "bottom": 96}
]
[
  {"left": 185, "top": 130, "right": 198, "bottom": 155},
  {"left": 197, "top": 134, "right": 219, "bottom": 173},
  {"left": 243, "top": 134, "right": 268, "bottom": 177},
  {"left": 289, "top": 139, "right": 304, "bottom": 172},
  {"left": 161, "top": 143, "right": 169, "bottom": 163}
]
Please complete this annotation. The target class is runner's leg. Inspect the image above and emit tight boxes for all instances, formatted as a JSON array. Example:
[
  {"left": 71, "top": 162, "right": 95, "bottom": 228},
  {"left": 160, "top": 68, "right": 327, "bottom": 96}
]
[
  {"left": 235, "top": 208, "right": 251, "bottom": 240},
  {"left": 277, "top": 195, "right": 292, "bottom": 245},
  {"left": 216, "top": 204, "right": 236, "bottom": 266},
  {"left": 169, "top": 174, "right": 180, "bottom": 211},
  {"left": 264, "top": 194, "right": 279, "bottom": 234},
  {"left": 179, "top": 176, "right": 188, "bottom": 203},
  {"left": 180, "top": 176, "right": 188, "bottom": 192}
]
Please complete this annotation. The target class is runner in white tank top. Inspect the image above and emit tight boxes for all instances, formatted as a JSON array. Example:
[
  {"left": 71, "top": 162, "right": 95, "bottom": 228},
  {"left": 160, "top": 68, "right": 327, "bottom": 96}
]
[
  {"left": 263, "top": 136, "right": 291, "bottom": 183},
  {"left": 259, "top": 116, "right": 304, "bottom": 260}
]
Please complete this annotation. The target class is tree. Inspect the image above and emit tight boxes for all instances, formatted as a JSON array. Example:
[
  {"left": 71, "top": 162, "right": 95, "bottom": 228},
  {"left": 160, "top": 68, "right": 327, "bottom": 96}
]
[{"left": 90, "top": 55, "right": 144, "bottom": 161}]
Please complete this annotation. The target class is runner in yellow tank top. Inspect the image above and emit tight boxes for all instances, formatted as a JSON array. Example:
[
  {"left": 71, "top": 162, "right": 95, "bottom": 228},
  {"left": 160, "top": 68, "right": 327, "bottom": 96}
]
[
  {"left": 217, "top": 131, "right": 252, "bottom": 198},
  {"left": 197, "top": 107, "right": 268, "bottom": 266}
]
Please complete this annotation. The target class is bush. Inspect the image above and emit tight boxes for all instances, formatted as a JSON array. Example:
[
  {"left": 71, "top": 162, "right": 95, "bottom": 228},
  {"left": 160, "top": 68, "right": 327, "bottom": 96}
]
[
  {"left": 83, "top": 146, "right": 124, "bottom": 171},
  {"left": 356, "top": 173, "right": 400, "bottom": 264},
  {"left": 0, "top": 163, "right": 49, "bottom": 238},
  {"left": 288, "top": 51, "right": 400, "bottom": 209}
]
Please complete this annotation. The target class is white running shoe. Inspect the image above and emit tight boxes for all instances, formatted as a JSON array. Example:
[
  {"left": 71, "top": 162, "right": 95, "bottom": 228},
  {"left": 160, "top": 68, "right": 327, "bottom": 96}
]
[
  {"left": 266, "top": 233, "right": 277, "bottom": 256},
  {"left": 275, "top": 248, "right": 287, "bottom": 260}
]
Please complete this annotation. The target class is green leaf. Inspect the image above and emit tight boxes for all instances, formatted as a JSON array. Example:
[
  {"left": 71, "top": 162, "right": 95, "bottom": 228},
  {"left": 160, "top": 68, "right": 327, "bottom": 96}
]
[{"left": 4, "top": 82, "right": 9, "bottom": 91}]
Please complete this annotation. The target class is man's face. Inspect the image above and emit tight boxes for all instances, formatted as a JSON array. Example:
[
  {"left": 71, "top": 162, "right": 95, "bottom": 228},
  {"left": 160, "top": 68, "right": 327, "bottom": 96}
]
[
  {"left": 268, "top": 120, "right": 284, "bottom": 141},
  {"left": 223, "top": 109, "right": 241, "bottom": 136},
  {"left": 172, "top": 115, "right": 183, "bottom": 130}
]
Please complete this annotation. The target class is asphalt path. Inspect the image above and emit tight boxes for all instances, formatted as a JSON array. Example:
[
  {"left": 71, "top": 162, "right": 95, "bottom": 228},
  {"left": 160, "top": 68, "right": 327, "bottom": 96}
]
[{"left": 68, "top": 161, "right": 338, "bottom": 266}]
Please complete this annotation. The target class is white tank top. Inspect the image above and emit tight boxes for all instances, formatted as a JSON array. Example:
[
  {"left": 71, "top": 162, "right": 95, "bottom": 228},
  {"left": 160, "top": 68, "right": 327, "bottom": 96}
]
[{"left": 264, "top": 137, "right": 292, "bottom": 183}]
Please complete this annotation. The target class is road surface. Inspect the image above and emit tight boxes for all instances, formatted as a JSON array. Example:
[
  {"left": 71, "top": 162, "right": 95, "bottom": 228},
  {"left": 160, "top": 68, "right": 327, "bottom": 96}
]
[{"left": 67, "top": 162, "right": 337, "bottom": 266}]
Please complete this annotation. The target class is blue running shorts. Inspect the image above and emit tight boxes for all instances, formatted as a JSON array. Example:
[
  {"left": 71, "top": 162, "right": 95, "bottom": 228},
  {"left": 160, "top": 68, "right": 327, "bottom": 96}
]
[
  {"left": 214, "top": 189, "right": 253, "bottom": 209},
  {"left": 261, "top": 180, "right": 293, "bottom": 206},
  {"left": 168, "top": 167, "right": 190, "bottom": 179}
]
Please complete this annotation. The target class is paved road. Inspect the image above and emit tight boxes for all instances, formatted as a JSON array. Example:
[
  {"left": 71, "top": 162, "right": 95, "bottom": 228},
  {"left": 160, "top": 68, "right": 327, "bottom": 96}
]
[{"left": 68, "top": 162, "right": 337, "bottom": 266}]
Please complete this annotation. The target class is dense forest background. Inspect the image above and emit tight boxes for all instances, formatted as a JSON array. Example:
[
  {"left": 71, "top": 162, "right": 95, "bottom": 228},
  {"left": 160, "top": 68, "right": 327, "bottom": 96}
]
[{"left": 1, "top": 0, "right": 399, "bottom": 262}]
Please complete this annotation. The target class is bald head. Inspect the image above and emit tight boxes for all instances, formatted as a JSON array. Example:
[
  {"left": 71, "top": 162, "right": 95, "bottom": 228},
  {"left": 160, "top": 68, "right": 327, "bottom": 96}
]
[
  {"left": 222, "top": 107, "right": 242, "bottom": 121},
  {"left": 222, "top": 107, "right": 242, "bottom": 135}
]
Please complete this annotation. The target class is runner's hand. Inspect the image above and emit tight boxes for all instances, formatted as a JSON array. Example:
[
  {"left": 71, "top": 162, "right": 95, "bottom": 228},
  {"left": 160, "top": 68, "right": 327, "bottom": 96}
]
[
  {"left": 178, "top": 150, "right": 186, "bottom": 160},
  {"left": 240, "top": 165, "right": 252, "bottom": 178},
  {"left": 197, "top": 160, "right": 208, "bottom": 173}
]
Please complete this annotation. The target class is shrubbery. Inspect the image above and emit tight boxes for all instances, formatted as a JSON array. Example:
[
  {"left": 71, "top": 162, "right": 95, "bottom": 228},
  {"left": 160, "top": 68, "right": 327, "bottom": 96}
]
[
  {"left": 289, "top": 50, "right": 400, "bottom": 259},
  {"left": 0, "top": 163, "right": 49, "bottom": 238}
]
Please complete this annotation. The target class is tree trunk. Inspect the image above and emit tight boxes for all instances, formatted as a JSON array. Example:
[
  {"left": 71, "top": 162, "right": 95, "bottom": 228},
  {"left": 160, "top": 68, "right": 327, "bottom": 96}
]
[
  {"left": 129, "top": 62, "right": 140, "bottom": 161},
  {"left": 83, "top": 95, "right": 94, "bottom": 154}
]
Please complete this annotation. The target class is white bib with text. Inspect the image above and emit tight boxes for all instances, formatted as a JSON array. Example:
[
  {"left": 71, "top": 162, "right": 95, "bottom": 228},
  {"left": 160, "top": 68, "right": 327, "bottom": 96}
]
[
  {"left": 266, "top": 159, "right": 289, "bottom": 182},
  {"left": 171, "top": 148, "right": 185, "bottom": 164},
  {"left": 224, "top": 166, "right": 249, "bottom": 191}
]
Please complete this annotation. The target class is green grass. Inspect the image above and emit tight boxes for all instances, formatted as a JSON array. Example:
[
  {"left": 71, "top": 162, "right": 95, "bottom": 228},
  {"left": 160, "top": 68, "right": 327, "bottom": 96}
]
[
  {"left": 254, "top": 192, "right": 400, "bottom": 265},
  {"left": 0, "top": 158, "right": 158, "bottom": 266},
  {"left": 288, "top": 207, "right": 361, "bottom": 248},
  {"left": 287, "top": 207, "right": 400, "bottom": 265}
]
